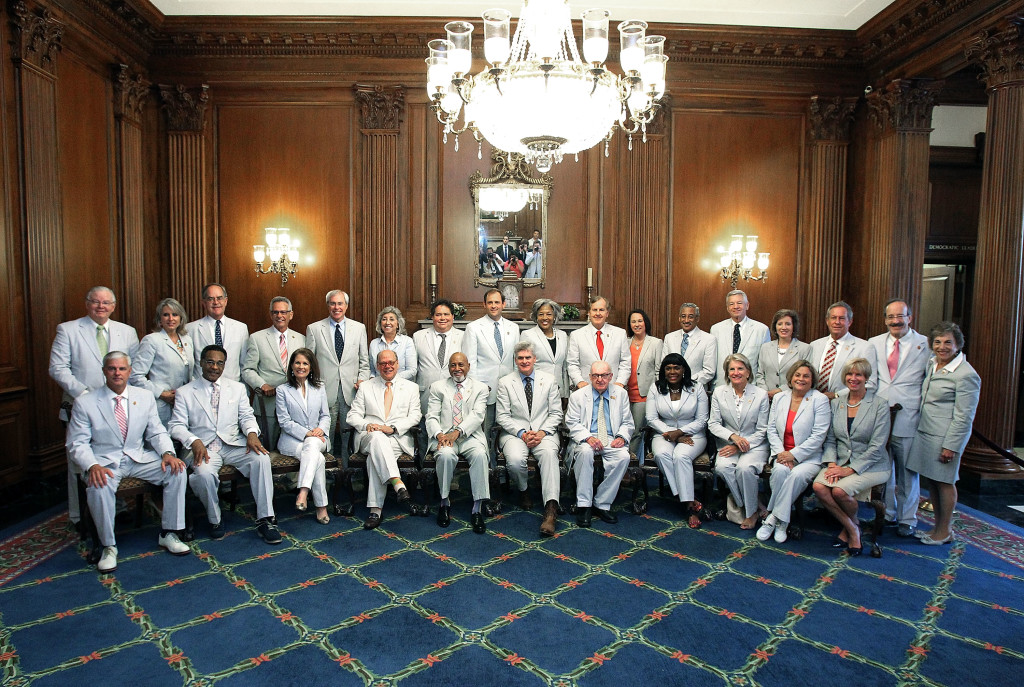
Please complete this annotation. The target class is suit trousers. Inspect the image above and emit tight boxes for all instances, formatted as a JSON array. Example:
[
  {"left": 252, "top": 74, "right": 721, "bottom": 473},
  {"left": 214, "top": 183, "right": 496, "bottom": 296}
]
[
  {"left": 766, "top": 460, "right": 819, "bottom": 524},
  {"left": 651, "top": 435, "right": 707, "bottom": 502},
  {"left": 483, "top": 403, "right": 497, "bottom": 465},
  {"left": 499, "top": 433, "right": 561, "bottom": 503},
  {"left": 329, "top": 389, "right": 353, "bottom": 464},
  {"left": 885, "top": 435, "right": 920, "bottom": 527},
  {"left": 715, "top": 447, "right": 769, "bottom": 518},
  {"left": 572, "top": 442, "right": 629, "bottom": 510},
  {"left": 284, "top": 436, "right": 329, "bottom": 507},
  {"left": 87, "top": 453, "right": 187, "bottom": 547},
  {"left": 358, "top": 431, "right": 404, "bottom": 508},
  {"left": 188, "top": 443, "right": 276, "bottom": 524},
  {"left": 435, "top": 442, "right": 490, "bottom": 502},
  {"left": 629, "top": 401, "right": 648, "bottom": 462}
]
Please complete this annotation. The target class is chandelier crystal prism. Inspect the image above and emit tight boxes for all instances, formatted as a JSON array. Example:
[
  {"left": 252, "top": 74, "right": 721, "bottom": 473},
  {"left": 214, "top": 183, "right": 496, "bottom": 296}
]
[{"left": 426, "top": 0, "right": 668, "bottom": 172}]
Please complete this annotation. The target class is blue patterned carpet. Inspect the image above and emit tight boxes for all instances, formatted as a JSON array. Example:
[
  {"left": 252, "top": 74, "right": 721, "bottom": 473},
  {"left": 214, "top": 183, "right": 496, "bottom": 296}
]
[{"left": 0, "top": 489, "right": 1022, "bottom": 686}]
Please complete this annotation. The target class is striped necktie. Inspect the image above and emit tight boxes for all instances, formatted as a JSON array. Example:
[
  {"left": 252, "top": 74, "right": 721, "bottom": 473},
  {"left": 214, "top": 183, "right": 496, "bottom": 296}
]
[{"left": 818, "top": 341, "right": 838, "bottom": 392}]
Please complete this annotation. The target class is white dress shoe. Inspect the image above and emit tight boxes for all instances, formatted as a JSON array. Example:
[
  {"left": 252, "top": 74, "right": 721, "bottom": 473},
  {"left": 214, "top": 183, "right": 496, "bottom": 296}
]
[
  {"left": 774, "top": 522, "right": 789, "bottom": 543},
  {"left": 756, "top": 515, "right": 777, "bottom": 542},
  {"left": 158, "top": 532, "right": 190, "bottom": 556},
  {"left": 97, "top": 546, "right": 118, "bottom": 573}
]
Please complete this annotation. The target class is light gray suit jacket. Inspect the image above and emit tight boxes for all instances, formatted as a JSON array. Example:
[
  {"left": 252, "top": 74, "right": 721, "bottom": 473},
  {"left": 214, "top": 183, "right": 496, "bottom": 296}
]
[
  {"left": 306, "top": 317, "right": 370, "bottom": 407},
  {"left": 463, "top": 316, "right": 520, "bottom": 404},
  {"left": 66, "top": 385, "right": 174, "bottom": 472},
  {"left": 520, "top": 326, "right": 569, "bottom": 398},
  {"left": 346, "top": 375, "right": 421, "bottom": 456},
  {"left": 662, "top": 327, "right": 717, "bottom": 388},
  {"left": 822, "top": 392, "right": 892, "bottom": 475},
  {"left": 755, "top": 339, "right": 811, "bottom": 393},
  {"left": 809, "top": 333, "right": 877, "bottom": 393},
  {"left": 129, "top": 330, "right": 197, "bottom": 424},
  {"left": 645, "top": 386, "right": 709, "bottom": 438},
  {"left": 707, "top": 384, "right": 769, "bottom": 451},
  {"left": 767, "top": 389, "right": 831, "bottom": 464},
  {"left": 413, "top": 326, "right": 465, "bottom": 410},
  {"left": 709, "top": 317, "right": 770, "bottom": 386},
  {"left": 917, "top": 355, "right": 981, "bottom": 456},
  {"left": 274, "top": 382, "right": 332, "bottom": 456},
  {"left": 242, "top": 327, "right": 307, "bottom": 401},
  {"left": 567, "top": 323, "right": 632, "bottom": 388},
  {"left": 169, "top": 377, "right": 260, "bottom": 449},
  {"left": 187, "top": 315, "right": 249, "bottom": 383},
  {"left": 426, "top": 377, "right": 488, "bottom": 453},
  {"left": 868, "top": 329, "right": 930, "bottom": 437},
  {"left": 565, "top": 385, "right": 634, "bottom": 444},
  {"left": 496, "top": 369, "right": 563, "bottom": 438},
  {"left": 49, "top": 316, "right": 140, "bottom": 419},
  {"left": 631, "top": 336, "right": 663, "bottom": 398}
]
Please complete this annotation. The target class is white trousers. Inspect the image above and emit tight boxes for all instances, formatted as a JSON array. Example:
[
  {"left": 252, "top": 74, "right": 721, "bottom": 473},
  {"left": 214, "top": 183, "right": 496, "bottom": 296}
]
[
  {"left": 715, "top": 448, "right": 769, "bottom": 518},
  {"left": 885, "top": 435, "right": 920, "bottom": 527},
  {"left": 499, "top": 433, "right": 561, "bottom": 503},
  {"left": 188, "top": 443, "right": 276, "bottom": 523},
  {"left": 435, "top": 440, "right": 490, "bottom": 501},
  {"left": 87, "top": 453, "right": 187, "bottom": 547},
  {"left": 283, "top": 436, "right": 330, "bottom": 508},
  {"left": 358, "top": 432, "right": 404, "bottom": 509},
  {"left": 651, "top": 434, "right": 707, "bottom": 502},
  {"left": 766, "top": 460, "right": 820, "bottom": 524},
  {"left": 572, "top": 443, "right": 629, "bottom": 510}
]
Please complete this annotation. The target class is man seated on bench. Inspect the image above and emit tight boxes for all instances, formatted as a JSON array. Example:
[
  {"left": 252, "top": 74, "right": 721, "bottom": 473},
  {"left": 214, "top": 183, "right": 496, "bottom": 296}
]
[
  {"left": 169, "top": 344, "right": 280, "bottom": 544},
  {"left": 426, "top": 352, "right": 490, "bottom": 533},
  {"left": 66, "top": 351, "right": 189, "bottom": 573},
  {"left": 565, "top": 360, "right": 634, "bottom": 527}
]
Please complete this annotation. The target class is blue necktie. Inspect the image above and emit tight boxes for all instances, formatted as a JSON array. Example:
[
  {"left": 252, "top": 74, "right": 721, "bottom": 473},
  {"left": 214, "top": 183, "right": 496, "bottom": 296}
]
[
  {"left": 334, "top": 323, "right": 345, "bottom": 361},
  {"left": 681, "top": 332, "right": 689, "bottom": 356},
  {"left": 494, "top": 321, "right": 504, "bottom": 358},
  {"left": 215, "top": 320, "right": 223, "bottom": 347}
]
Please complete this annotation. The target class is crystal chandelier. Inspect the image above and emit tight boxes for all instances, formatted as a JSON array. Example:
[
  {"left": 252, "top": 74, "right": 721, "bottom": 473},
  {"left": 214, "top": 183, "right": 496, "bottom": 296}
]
[{"left": 425, "top": 0, "right": 668, "bottom": 173}]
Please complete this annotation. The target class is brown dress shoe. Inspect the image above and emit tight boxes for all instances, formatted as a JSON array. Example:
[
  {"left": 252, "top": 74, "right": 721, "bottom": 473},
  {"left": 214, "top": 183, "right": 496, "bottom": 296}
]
[
  {"left": 540, "top": 501, "right": 558, "bottom": 537},
  {"left": 519, "top": 489, "right": 534, "bottom": 510}
]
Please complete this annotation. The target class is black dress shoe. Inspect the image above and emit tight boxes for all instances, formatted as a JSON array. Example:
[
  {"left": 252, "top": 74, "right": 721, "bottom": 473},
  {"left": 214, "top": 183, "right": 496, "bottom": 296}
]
[
  {"left": 436, "top": 505, "right": 451, "bottom": 528},
  {"left": 209, "top": 521, "right": 225, "bottom": 540},
  {"left": 363, "top": 512, "right": 382, "bottom": 530},
  {"left": 471, "top": 512, "right": 486, "bottom": 534},
  {"left": 576, "top": 507, "right": 592, "bottom": 528},
  {"left": 395, "top": 487, "right": 414, "bottom": 514},
  {"left": 593, "top": 507, "right": 618, "bottom": 524}
]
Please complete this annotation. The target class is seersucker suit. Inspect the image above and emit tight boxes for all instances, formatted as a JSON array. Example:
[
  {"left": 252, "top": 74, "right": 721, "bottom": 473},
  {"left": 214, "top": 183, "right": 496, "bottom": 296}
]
[
  {"left": 662, "top": 327, "right": 717, "bottom": 389},
  {"left": 708, "top": 383, "right": 770, "bottom": 519},
  {"left": 765, "top": 388, "right": 831, "bottom": 524},
  {"left": 808, "top": 332, "right": 878, "bottom": 394},
  {"left": 520, "top": 326, "right": 570, "bottom": 398},
  {"left": 187, "top": 315, "right": 249, "bottom": 383},
  {"left": 818, "top": 391, "right": 892, "bottom": 496},
  {"left": 242, "top": 326, "right": 306, "bottom": 449},
  {"left": 709, "top": 317, "right": 770, "bottom": 387},
  {"left": 464, "top": 314, "right": 520, "bottom": 456},
  {"left": 755, "top": 339, "right": 811, "bottom": 394},
  {"left": 426, "top": 377, "right": 490, "bottom": 502},
  {"left": 413, "top": 326, "right": 465, "bottom": 409},
  {"left": 567, "top": 323, "right": 632, "bottom": 389},
  {"left": 275, "top": 381, "right": 333, "bottom": 507},
  {"left": 130, "top": 330, "right": 197, "bottom": 426},
  {"left": 496, "top": 369, "right": 563, "bottom": 504},
  {"left": 646, "top": 386, "right": 709, "bottom": 503},
  {"left": 565, "top": 385, "right": 634, "bottom": 511},
  {"left": 306, "top": 316, "right": 370, "bottom": 458}
]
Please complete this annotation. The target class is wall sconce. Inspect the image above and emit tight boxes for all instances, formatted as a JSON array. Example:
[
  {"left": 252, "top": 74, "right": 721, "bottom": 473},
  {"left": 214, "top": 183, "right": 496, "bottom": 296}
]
[
  {"left": 718, "top": 234, "right": 769, "bottom": 289},
  {"left": 254, "top": 227, "right": 299, "bottom": 287}
]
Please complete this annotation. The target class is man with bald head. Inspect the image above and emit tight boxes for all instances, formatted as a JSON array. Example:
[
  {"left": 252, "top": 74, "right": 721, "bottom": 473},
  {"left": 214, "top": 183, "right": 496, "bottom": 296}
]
[{"left": 565, "top": 360, "right": 634, "bottom": 527}]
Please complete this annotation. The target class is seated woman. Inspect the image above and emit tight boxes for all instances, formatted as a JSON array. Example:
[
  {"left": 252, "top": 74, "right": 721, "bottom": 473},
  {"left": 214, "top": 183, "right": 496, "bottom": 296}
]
[
  {"left": 646, "top": 354, "right": 709, "bottom": 527},
  {"left": 758, "top": 360, "right": 831, "bottom": 544},
  {"left": 813, "top": 357, "right": 892, "bottom": 556},
  {"left": 276, "top": 348, "right": 332, "bottom": 524},
  {"left": 709, "top": 353, "right": 770, "bottom": 529},
  {"left": 369, "top": 306, "right": 417, "bottom": 382}
]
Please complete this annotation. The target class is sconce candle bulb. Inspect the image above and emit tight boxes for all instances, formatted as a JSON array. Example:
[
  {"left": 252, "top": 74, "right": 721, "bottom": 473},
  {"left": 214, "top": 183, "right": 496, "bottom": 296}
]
[
  {"left": 255, "top": 226, "right": 299, "bottom": 287},
  {"left": 718, "top": 234, "right": 769, "bottom": 289}
]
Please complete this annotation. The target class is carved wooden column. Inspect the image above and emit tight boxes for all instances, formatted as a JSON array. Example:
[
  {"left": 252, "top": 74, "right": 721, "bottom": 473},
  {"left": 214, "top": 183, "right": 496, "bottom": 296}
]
[
  {"left": 158, "top": 84, "right": 209, "bottom": 316},
  {"left": 864, "top": 79, "right": 941, "bottom": 325},
  {"left": 800, "top": 96, "right": 856, "bottom": 341},
  {"left": 961, "top": 17, "right": 1024, "bottom": 476},
  {"left": 8, "top": 0, "right": 66, "bottom": 459},
  {"left": 354, "top": 84, "right": 405, "bottom": 322},
  {"left": 112, "top": 65, "right": 149, "bottom": 333}
]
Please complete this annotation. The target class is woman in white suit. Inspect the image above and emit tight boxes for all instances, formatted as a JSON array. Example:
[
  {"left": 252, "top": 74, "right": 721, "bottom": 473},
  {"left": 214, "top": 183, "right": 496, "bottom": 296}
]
[
  {"left": 647, "top": 354, "right": 709, "bottom": 527},
  {"left": 130, "top": 298, "right": 196, "bottom": 425},
  {"left": 627, "top": 309, "right": 663, "bottom": 458},
  {"left": 756, "top": 309, "right": 811, "bottom": 400},
  {"left": 813, "top": 358, "right": 892, "bottom": 556},
  {"left": 521, "top": 299, "right": 569, "bottom": 400},
  {"left": 709, "top": 353, "right": 770, "bottom": 529},
  {"left": 276, "top": 348, "right": 333, "bottom": 524},
  {"left": 759, "top": 360, "right": 831, "bottom": 544}
]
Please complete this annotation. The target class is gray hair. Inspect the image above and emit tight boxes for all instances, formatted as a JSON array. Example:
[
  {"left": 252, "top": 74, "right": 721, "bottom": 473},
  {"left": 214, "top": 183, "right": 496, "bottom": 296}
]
[
  {"left": 827, "top": 300, "right": 853, "bottom": 319},
  {"left": 679, "top": 302, "right": 700, "bottom": 318},
  {"left": 202, "top": 283, "right": 228, "bottom": 299},
  {"left": 270, "top": 296, "right": 292, "bottom": 311},
  {"left": 86, "top": 286, "right": 116, "bottom": 303},
  {"left": 103, "top": 351, "right": 131, "bottom": 367},
  {"left": 884, "top": 299, "right": 912, "bottom": 317},
  {"left": 589, "top": 294, "right": 611, "bottom": 310},
  {"left": 375, "top": 306, "right": 407, "bottom": 336},
  {"left": 725, "top": 290, "right": 748, "bottom": 305},
  {"left": 514, "top": 341, "right": 535, "bottom": 357},
  {"left": 325, "top": 289, "right": 350, "bottom": 305},
  {"left": 153, "top": 297, "right": 188, "bottom": 335},
  {"left": 928, "top": 321, "right": 965, "bottom": 350},
  {"left": 530, "top": 298, "right": 563, "bottom": 323}
]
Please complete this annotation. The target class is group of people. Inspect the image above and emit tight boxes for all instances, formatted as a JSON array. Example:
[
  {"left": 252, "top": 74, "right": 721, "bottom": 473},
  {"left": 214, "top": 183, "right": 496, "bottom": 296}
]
[
  {"left": 478, "top": 232, "right": 543, "bottom": 279},
  {"left": 50, "top": 282, "right": 980, "bottom": 573}
]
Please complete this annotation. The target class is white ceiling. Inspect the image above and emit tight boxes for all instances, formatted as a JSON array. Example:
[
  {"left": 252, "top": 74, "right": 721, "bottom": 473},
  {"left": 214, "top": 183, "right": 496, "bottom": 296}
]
[{"left": 149, "top": 1, "right": 897, "bottom": 30}]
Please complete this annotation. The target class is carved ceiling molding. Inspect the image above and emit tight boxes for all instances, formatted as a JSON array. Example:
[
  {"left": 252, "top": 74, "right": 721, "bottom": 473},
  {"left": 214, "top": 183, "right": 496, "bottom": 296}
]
[
  {"left": 354, "top": 84, "right": 404, "bottom": 131},
  {"left": 82, "top": 0, "right": 159, "bottom": 48},
  {"left": 8, "top": 0, "right": 64, "bottom": 70},
  {"left": 966, "top": 15, "right": 1024, "bottom": 88},
  {"left": 158, "top": 83, "right": 210, "bottom": 132},
  {"left": 860, "top": 0, "right": 976, "bottom": 68},
  {"left": 664, "top": 38, "right": 858, "bottom": 69},
  {"left": 808, "top": 95, "right": 858, "bottom": 141},
  {"left": 113, "top": 63, "right": 150, "bottom": 122},
  {"left": 866, "top": 78, "right": 943, "bottom": 132}
]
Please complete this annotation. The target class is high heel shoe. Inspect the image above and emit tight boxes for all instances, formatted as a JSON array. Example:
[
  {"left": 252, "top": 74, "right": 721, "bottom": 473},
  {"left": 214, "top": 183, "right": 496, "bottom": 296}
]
[
  {"left": 920, "top": 533, "right": 953, "bottom": 545},
  {"left": 845, "top": 546, "right": 863, "bottom": 557},
  {"left": 295, "top": 500, "right": 308, "bottom": 512},
  {"left": 316, "top": 511, "right": 330, "bottom": 525},
  {"left": 831, "top": 533, "right": 848, "bottom": 548}
]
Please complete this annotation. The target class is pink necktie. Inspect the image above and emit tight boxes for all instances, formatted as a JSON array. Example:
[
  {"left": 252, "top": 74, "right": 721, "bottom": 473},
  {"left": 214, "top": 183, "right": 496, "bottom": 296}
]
[
  {"left": 888, "top": 338, "right": 900, "bottom": 379},
  {"left": 453, "top": 383, "right": 463, "bottom": 426},
  {"left": 114, "top": 396, "right": 128, "bottom": 442},
  {"left": 279, "top": 332, "right": 288, "bottom": 370}
]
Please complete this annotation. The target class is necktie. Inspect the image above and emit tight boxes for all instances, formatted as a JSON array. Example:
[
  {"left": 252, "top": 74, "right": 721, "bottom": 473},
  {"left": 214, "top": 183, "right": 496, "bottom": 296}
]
[
  {"left": 437, "top": 333, "right": 447, "bottom": 367},
  {"left": 596, "top": 330, "right": 604, "bottom": 358},
  {"left": 818, "top": 341, "right": 838, "bottom": 392},
  {"left": 211, "top": 382, "right": 220, "bottom": 421},
  {"left": 732, "top": 323, "right": 741, "bottom": 354},
  {"left": 453, "top": 382, "right": 463, "bottom": 426},
  {"left": 334, "top": 323, "right": 345, "bottom": 361},
  {"left": 596, "top": 394, "right": 609, "bottom": 445},
  {"left": 215, "top": 320, "right": 223, "bottom": 347},
  {"left": 681, "top": 332, "right": 689, "bottom": 357},
  {"left": 383, "top": 381, "right": 393, "bottom": 418},
  {"left": 494, "top": 321, "right": 504, "bottom": 358},
  {"left": 96, "top": 325, "right": 108, "bottom": 356},
  {"left": 279, "top": 332, "right": 288, "bottom": 370},
  {"left": 888, "top": 338, "right": 900, "bottom": 379},
  {"left": 524, "top": 376, "right": 534, "bottom": 414},
  {"left": 114, "top": 396, "right": 128, "bottom": 442}
]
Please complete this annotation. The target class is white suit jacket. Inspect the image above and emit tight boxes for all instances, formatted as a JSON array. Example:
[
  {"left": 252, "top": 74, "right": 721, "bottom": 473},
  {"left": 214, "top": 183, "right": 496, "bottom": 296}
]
[
  {"left": 520, "top": 326, "right": 570, "bottom": 398},
  {"left": 169, "top": 377, "right": 260, "bottom": 449},
  {"left": 495, "top": 369, "right": 563, "bottom": 438},
  {"left": 426, "top": 377, "right": 488, "bottom": 453},
  {"left": 187, "top": 316, "right": 249, "bottom": 383},
  {"left": 346, "top": 375, "right": 421, "bottom": 456},
  {"left": 66, "top": 385, "right": 174, "bottom": 472},
  {"left": 822, "top": 392, "right": 892, "bottom": 475},
  {"left": 463, "top": 316, "right": 519, "bottom": 404},
  {"left": 631, "top": 336, "right": 663, "bottom": 398},
  {"left": 567, "top": 323, "right": 631, "bottom": 388},
  {"left": 274, "top": 382, "right": 332, "bottom": 456},
  {"left": 645, "top": 387, "right": 709, "bottom": 438},
  {"left": 129, "top": 331, "right": 196, "bottom": 422},
  {"left": 809, "top": 333, "right": 878, "bottom": 393},
  {"left": 305, "top": 317, "right": 370, "bottom": 407},
  {"left": 662, "top": 327, "right": 717, "bottom": 388},
  {"left": 49, "top": 316, "right": 140, "bottom": 418},
  {"left": 868, "top": 329, "right": 929, "bottom": 437},
  {"left": 767, "top": 389, "right": 831, "bottom": 464},
  {"left": 709, "top": 317, "right": 770, "bottom": 386},
  {"left": 707, "top": 384, "right": 770, "bottom": 451},
  {"left": 565, "top": 385, "right": 634, "bottom": 444},
  {"left": 755, "top": 339, "right": 811, "bottom": 392},
  {"left": 242, "top": 327, "right": 306, "bottom": 397},
  {"left": 413, "top": 326, "right": 465, "bottom": 410}
]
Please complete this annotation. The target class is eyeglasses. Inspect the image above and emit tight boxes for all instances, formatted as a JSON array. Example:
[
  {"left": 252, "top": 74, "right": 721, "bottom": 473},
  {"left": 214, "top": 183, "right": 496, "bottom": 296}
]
[
  {"left": 271, "top": 310, "right": 292, "bottom": 315},
  {"left": 378, "top": 361, "right": 398, "bottom": 367},
  {"left": 590, "top": 373, "right": 613, "bottom": 380},
  {"left": 204, "top": 296, "right": 227, "bottom": 302},
  {"left": 87, "top": 299, "right": 115, "bottom": 307},
  {"left": 884, "top": 314, "right": 908, "bottom": 321},
  {"left": 201, "top": 359, "right": 226, "bottom": 367}
]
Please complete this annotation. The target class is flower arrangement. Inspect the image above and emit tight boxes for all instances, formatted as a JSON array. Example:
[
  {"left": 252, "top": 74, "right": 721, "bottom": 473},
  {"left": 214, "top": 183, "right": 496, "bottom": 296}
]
[{"left": 451, "top": 302, "right": 467, "bottom": 320}]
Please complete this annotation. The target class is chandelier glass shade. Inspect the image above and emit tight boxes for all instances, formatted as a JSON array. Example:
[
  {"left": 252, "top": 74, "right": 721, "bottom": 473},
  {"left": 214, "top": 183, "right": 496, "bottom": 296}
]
[{"left": 426, "top": 0, "right": 668, "bottom": 172}]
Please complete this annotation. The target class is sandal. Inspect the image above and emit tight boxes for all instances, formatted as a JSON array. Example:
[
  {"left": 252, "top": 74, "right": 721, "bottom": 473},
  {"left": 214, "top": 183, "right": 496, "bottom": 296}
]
[{"left": 687, "top": 502, "right": 703, "bottom": 529}]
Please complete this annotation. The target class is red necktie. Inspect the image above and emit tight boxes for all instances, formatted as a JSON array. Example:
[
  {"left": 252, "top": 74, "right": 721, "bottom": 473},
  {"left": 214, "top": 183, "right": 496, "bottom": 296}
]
[
  {"left": 596, "top": 330, "right": 604, "bottom": 358},
  {"left": 888, "top": 339, "right": 900, "bottom": 379},
  {"left": 818, "top": 341, "right": 837, "bottom": 392}
]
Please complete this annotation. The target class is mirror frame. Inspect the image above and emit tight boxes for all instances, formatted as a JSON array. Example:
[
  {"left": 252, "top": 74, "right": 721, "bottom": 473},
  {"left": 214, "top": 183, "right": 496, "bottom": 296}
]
[{"left": 471, "top": 151, "right": 553, "bottom": 289}]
